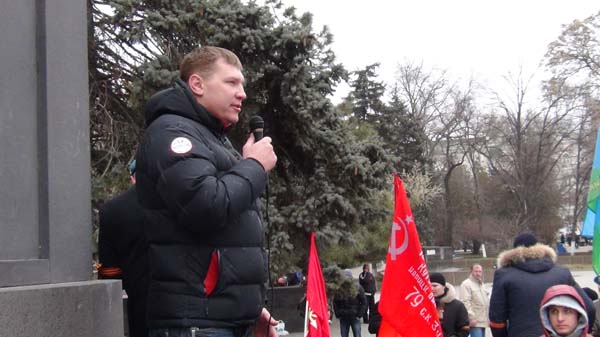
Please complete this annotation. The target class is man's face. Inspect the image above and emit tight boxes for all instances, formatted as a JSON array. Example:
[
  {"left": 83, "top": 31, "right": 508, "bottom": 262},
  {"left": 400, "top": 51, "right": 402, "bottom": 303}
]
[
  {"left": 471, "top": 265, "right": 483, "bottom": 281},
  {"left": 194, "top": 58, "right": 246, "bottom": 127},
  {"left": 431, "top": 282, "right": 445, "bottom": 297},
  {"left": 548, "top": 305, "right": 579, "bottom": 336}
]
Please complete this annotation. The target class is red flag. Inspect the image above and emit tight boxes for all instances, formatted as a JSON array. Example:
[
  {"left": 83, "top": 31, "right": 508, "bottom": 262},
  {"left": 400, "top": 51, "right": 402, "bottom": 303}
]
[
  {"left": 378, "top": 174, "right": 442, "bottom": 337},
  {"left": 305, "top": 232, "right": 330, "bottom": 337}
]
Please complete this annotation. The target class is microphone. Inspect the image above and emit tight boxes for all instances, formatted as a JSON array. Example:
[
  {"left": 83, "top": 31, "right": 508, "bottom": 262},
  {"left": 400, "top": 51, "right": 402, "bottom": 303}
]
[{"left": 249, "top": 115, "right": 264, "bottom": 141}]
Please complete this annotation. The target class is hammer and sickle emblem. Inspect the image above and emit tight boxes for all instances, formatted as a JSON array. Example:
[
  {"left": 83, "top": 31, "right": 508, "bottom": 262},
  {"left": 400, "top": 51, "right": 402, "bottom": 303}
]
[
  {"left": 388, "top": 215, "right": 411, "bottom": 260},
  {"left": 308, "top": 306, "right": 318, "bottom": 329}
]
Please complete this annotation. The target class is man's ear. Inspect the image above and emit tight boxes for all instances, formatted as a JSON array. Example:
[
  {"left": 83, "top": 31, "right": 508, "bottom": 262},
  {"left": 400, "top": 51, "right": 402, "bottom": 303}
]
[{"left": 188, "top": 73, "right": 204, "bottom": 96}]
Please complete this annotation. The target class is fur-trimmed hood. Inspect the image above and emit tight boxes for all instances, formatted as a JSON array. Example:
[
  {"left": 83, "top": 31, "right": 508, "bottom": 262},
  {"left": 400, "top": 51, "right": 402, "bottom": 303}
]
[
  {"left": 497, "top": 243, "right": 557, "bottom": 272},
  {"left": 437, "top": 282, "right": 458, "bottom": 304}
]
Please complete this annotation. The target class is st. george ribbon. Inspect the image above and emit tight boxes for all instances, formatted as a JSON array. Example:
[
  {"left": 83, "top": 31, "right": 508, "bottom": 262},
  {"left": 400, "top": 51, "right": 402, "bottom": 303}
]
[{"left": 249, "top": 115, "right": 264, "bottom": 141}]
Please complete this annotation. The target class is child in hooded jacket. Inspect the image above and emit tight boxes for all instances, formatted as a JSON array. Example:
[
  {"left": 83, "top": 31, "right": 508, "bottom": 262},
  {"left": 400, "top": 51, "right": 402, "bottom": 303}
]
[{"left": 539, "top": 284, "right": 592, "bottom": 337}]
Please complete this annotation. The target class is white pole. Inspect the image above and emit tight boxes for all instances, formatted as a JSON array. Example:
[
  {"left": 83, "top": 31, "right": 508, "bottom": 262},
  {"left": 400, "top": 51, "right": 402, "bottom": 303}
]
[
  {"left": 481, "top": 244, "right": 487, "bottom": 258},
  {"left": 304, "top": 299, "right": 309, "bottom": 337}
]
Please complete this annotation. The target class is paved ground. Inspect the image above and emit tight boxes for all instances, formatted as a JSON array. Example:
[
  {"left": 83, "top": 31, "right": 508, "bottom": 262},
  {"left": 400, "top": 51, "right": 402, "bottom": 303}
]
[{"left": 285, "top": 249, "right": 598, "bottom": 337}]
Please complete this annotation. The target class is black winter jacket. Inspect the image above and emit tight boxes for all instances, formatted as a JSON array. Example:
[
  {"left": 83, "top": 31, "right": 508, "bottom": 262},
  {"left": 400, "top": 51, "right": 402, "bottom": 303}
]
[
  {"left": 136, "top": 79, "right": 268, "bottom": 329},
  {"left": 436, "top": 283, "right": 470, "bottom": 337},
  {"left": 333, "top": 285, "right": 368, "bottom": 320},
  {"left": 368, "top": 302, "right": 381, "bottom": 335},
  {"left": 489, "top": 244, "right": 595, "bottom": 337},
  {"left": 98, "top": 186, "right": 148, "bottom": 337},
  {"left": 359, "top": 271, "right": 377, "bottom": 294}
]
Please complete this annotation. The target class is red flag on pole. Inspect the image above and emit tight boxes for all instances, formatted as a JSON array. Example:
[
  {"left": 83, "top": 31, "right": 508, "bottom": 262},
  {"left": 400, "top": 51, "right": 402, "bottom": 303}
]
[
  {"left": 378, "top": 174, "right": 442, "bottom": 337},
  {"left": 304, "top": 232, "right": 330, "bottom": 337}
]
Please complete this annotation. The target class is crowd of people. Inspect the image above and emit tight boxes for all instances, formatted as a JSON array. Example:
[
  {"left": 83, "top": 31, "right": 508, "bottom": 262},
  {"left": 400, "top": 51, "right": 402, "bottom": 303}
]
[
  {"left": 349, "top": 233, "right": 600, "bottom": 337},
  {"left": 94, "top": 45, "right": 600, "bottom": 337}
]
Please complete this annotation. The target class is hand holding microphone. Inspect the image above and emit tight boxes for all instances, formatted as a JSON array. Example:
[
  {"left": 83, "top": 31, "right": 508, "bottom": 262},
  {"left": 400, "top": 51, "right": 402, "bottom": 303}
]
[
  {"left": 249, "top": 116, "right": 264, "bottom": 141},
  {"left": 243, "top": 116, "right": 277, "bottom": 172}
]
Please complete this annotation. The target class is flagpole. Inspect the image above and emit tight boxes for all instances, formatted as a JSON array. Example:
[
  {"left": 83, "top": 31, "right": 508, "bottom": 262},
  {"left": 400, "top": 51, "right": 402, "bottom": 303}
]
[{"left": 304, "top": 300, "right": 309, "bottom": 337}]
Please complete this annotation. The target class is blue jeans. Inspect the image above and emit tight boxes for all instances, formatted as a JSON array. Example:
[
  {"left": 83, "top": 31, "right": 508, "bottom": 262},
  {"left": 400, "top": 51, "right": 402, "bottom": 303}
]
[
  {"left": 339, "top": 318, "right": 361, "bottom": 337},
  {"left": 469, "top": 327, "right": 485, "bottom": 337},
  {"left": 149, "top": 327, "right": 246, "bottom": 337}
]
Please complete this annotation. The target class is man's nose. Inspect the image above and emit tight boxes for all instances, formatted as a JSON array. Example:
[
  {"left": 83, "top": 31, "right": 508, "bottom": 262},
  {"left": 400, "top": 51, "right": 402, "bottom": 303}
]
[{"left": 237, "top": 87, "right": 247, "bottom": 100}]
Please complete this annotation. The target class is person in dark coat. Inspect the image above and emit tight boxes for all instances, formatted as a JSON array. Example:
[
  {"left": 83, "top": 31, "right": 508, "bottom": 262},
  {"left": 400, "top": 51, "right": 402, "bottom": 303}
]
[
  {"left": 334, "top": 270, "right": 368, "bottom": 337},
  {"left": 368, "top": 301, "right": 382, "bottom": 337},
  {"left": 430, "top": 272, "right": 470, "bottom": 337},
  {"left": 359, "top": 263, "right": 377, "bottom": 323},
  {"left": 97, "top": 160, "right": 148, "bottom": 337},
  {"left": 489, "top": 233, "right": 595, "bottom": 337},
  {"left": 135, "top": 46, "right": 278, "bottom": 337}
]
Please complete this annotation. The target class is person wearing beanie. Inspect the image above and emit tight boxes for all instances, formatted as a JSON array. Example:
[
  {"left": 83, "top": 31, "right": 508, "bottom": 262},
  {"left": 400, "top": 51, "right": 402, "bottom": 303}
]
[
  {"left": 429, "top": 272, "right": 470, "bottom": 337},
  {"left": 513, "top": 233, "right": 538, "bottom": 248},
  {"left": 489, "top": 233, "right": 595, "bottom": 337},
  {"left": 539, "top": 284, "right": 592, "bottom": 337},
  {"left": 430, "top": 272, "right": 446, "bottom": 286}
]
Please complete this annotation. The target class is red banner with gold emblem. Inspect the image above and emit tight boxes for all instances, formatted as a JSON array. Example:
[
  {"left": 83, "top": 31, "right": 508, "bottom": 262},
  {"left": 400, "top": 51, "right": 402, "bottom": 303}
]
[
  {"left": 378, "top": 174, "right": 442, "bottom": 337},
  {"left": 305, "top": 232, "right": 330, "bottom": 337}
]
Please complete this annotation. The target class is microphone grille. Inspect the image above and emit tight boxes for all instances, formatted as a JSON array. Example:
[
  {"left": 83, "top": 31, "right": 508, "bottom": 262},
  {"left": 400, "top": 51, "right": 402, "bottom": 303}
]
[{"left": 249, "top": 115, "right": 264, "bottom": 130}]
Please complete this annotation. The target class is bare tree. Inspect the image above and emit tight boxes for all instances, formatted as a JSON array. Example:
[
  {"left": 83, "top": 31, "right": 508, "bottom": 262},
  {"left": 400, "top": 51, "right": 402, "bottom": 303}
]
[
  {"left": 545, "top": 11, "right": 600, "bottom": 89},
  {"left": 394, "top": 62, "right": 486, "bottom": 246},
  {"left": 556, "top": 93, "right": 599, "bottom": 242},
  {"left": 457, "top": 98, "right": 489, "bottom": 253},
  {"left": 479, "top": 70, "right": 578, "bottom": 238},
  {"left": 545, "top": 10, "right": 600, "bottom": 242},
  {"left": 394, "top": 62, "right": 455, "bottom": 158}
]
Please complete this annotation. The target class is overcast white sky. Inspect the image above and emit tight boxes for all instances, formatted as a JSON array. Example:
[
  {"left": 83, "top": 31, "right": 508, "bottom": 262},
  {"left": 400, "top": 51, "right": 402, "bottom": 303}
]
[{"left": 280, "top": 0, "right": 599, "bottom": 102}]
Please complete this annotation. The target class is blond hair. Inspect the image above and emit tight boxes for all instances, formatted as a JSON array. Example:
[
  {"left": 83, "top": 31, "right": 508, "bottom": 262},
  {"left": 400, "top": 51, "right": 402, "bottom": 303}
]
[{"left": 179, "top": 46, "right": 242, "bottom": 81}]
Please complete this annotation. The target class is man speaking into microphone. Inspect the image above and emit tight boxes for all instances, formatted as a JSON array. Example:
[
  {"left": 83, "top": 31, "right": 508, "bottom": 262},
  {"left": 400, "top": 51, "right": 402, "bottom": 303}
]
[{"left": 135, "top": 46, "right": 277, "bottom": 337}]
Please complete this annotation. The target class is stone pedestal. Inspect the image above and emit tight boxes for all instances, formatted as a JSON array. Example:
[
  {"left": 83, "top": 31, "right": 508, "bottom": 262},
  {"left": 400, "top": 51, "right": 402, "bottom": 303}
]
[
  {"left": 0, "top": 281, "right": 124, "bottom": 337},
  {"left": 0, "top": 1, "right": 124, "bottom": 335}
]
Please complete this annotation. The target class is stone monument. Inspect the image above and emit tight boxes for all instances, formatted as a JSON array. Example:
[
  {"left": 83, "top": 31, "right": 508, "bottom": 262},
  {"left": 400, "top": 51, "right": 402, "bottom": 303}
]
[{"left": 0, "top": 1, "right": 123, "bottom": 336}]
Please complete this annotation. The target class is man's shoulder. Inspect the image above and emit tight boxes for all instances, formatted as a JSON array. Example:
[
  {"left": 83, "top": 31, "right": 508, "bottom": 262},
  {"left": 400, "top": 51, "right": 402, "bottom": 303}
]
[
  {"left": 100, "top": 187, "right": 137, "bottom": 217},
  {"left": 145, "top": 114, "right": 218, "bottom": 147},
  {"left": 140, "top": 114, "right": 217, "bottom": 160},
  {"left": 492, "top": 265, "right": 515, "bottom": 285},
  {"left": 147, "top": 113, "right": 202, "bottom": 131}
]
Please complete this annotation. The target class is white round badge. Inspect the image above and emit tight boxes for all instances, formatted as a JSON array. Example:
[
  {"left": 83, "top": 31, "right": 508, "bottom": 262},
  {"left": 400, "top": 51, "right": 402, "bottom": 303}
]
[{"left": 170, "top": 137, "right": 192, "bottom": 154}]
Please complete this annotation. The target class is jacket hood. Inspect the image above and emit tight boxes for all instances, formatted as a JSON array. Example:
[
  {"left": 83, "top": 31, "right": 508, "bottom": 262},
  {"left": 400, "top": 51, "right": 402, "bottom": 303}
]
[
  {"left": 497, "top": 243, "right": 557, "bottom": 272},
  {"left": 539, "top": 284, "right": 588, "bottom": 337},
  {"left": 437, "top": 282, "right": 458, "bottom": 304},
  {"left": 144, "top": 79, "right": 227, "bottom": 133}
]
